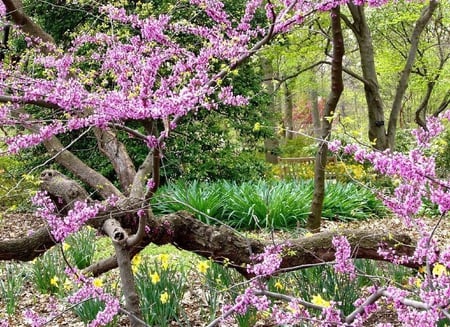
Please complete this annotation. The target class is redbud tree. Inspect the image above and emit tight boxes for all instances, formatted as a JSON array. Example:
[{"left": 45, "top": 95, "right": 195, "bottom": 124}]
[{"left": 0, "top": 0, "right": 448, "bottom": 326}]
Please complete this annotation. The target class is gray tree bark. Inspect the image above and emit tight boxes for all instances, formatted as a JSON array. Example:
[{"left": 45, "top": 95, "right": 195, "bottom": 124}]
[{"left": 307, "top": 6, "right": 345, "bottom": 232}]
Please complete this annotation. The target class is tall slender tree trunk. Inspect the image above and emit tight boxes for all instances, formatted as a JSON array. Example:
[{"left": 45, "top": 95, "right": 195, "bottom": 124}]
[
  {"left": 261, "top": 57, "right": 280, "bottom": 163},
  {"left": 387, "top": 0, "right": 438, "bottom": 148},
  {"left": 307, "top": 6, "right": 345, "bottom": 232},
  {"left": 346, "top": 1, "right": 438, "bottom": 150},
  {"left": 346, "top": 3, "right": 387, "bottom": 150},
  {"left": 311, "top": 89, "right": 321, "bottom": 138},
  {"left": 284, "top": 81, "right": 295, "bottom": 139}
]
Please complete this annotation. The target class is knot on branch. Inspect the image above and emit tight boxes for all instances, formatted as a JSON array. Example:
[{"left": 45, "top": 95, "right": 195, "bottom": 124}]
[{"left": 40, "top": 169, "right": 90, "bottom": 213}]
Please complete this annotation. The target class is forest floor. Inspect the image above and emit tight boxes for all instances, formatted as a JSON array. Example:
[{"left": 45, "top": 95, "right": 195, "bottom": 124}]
[{"left": 1, "top": 212, "right": 450, "bottom": 326}]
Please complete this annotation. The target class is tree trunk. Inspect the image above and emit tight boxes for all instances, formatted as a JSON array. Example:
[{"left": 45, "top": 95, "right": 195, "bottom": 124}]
[
  {"left": 346, "top": 3, "right": 387, "bottom": 150},
  {"left": 307, "top": 6, "right": 345, "bottom": 232},
  {"left": 311, "top": 89, "right": 321, "bottom": 138},
  {"left": 261, "top": 57, "right": 280, "bottom": 163},
  {"left": 387, "top": 0, "right": 438, "bottom": 148},
  {"left": 0, "top": 211, "right": 417, "bottom": 278},
  {"left": 284, "top": 81, "right": 295, "bottom": 139},
  {"left": 93, "top": 128, "right": 136, "bottom": 195}
]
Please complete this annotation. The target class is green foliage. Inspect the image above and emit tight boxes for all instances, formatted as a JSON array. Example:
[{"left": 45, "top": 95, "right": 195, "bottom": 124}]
[
  {"left": 223, "top": 180, "right": 312, "bottom": 229},
  {"left": 0, "top": 155, "right": 39, "bottom": 210},
  {"left": 199, "top": 259, "right": 258, "bottom": 326},
  {"left": 73, "top": 298, "right": 117, "bottom": 327},
  {"left": 24, "top": 0, "right": 88, "bottom": 45},
  {"left": 32, "top": 249, "right": 66, "bottom": 295},
  {"left": 434, "top": 126, "right": 450, "bottom": 178},
  {"left": 270, "top": 259, "right": 414, "bottom": 316},
  {"left": 0, "top": 263, "right": 26, "bottom": 316},
  {"left": 135, "top": 254, "right": 187, "bottom": 327},
  {"left": 152, "top": 180, "right": 385, "bottom": 229},
  {"left": 162, "top": 62, "right": 274, "bottom": 182},
  {"left": 151, "top": 180, "right": 227, "bottom": 224},
  {"left": 64, "top": 227, "right": 97, "bottom": 269},
  {"left": 278, "top": 136, "right": 317, "bottom": 157}
]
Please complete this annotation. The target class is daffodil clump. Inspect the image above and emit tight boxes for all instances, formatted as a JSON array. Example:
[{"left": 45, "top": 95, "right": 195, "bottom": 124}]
[{"left": 134, "top": 253, "right": 187, "bottom": 326}]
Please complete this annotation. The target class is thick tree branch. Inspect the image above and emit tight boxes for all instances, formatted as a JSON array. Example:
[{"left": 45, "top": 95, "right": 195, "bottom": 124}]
[
  {"left": 43, "top": 136, "right": 123, "bottom": 199},
  {"left": 0, "top": 210, "right": 417, "bottom": 277},
  {"left": 2, "top": 0, "right": 54, "bottom": 45},
  {"left": 93, "top": 127, "right": 136, "bottom": 195}
]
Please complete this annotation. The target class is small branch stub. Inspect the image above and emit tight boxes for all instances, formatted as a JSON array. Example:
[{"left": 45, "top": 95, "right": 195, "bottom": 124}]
[{"left": 103, "top": 218, "right": 128, "bottom": 243}]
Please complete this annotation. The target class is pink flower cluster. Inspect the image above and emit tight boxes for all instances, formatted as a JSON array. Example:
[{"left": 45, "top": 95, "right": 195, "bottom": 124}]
[
  {"left": 247, "top": 243, "right": 285, "bottom": 277},
  {"left": 332, "top": 235, "right": 356, "bottom": 279},
  {"left": 0, "top": 0, "right": 396, "bottom": 154},
  {"left": 32, "top": 191, "right": 104, "bottom": 242}
]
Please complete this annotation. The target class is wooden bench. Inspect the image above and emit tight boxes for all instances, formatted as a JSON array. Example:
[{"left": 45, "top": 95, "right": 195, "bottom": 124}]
[{"left": 277, "top": 156, "right": 338, "bottom": 180}]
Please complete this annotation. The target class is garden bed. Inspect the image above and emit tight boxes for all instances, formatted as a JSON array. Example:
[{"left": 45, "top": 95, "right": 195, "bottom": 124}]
[{"left": 1, "top": 212, "right": 449, "bottom": 326}]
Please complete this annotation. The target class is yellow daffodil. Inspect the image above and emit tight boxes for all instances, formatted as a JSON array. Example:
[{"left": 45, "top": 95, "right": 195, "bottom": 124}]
[
  {"left": 131, "top": 254, "right": 142, "bottom": 267},
  {"left": 93, "top": 278, "right": 103, "bottom": 288},
  {"left": 158, "top": 254, "right": 170, "bottom": 270},
  {"left": 50, "top": 276, "right": 59, "bottom": 287},
  {"left": 432, "top": 263, "right": 447, "bottom": 276},
  {"left": 63, "top": 279, "right": 72, "bottom": 291},
  {"left": 197, "top": 260, "right": 210, "bottom": 274},
  {"left": 274, "top": 281, "right": 284, "bottom": 290},
  {"left": 150, "top": 272, "right": 160, "bottom": 285},
  {"left": 311, "top": 294, "right": 330, "bottom": 308},
  {"left": 414, "top": 277, "right": 422, "bottom": 288},
  {"left": 160, "top": 291, "right": 169, "bottom": 304}
]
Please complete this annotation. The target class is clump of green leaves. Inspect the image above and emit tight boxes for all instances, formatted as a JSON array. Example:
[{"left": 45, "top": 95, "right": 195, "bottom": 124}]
[
  {"left": 135, "top": 254, "right": 187, "bottom": 327},
  {"left": 32, "top": 249, "right": 66, "bottom": 295},
  {"left": 152, "top": 180, "right": 385, "bottom": 229},
  {"left": 64, "top": 226, "right": 97, "bottom": 269},
  {"left": 0, "top": 263, "right": 27, "bottom": 315},
  {"left": 269, "top": 259, "right": 414, "bottom": 316},
  {"left": 72, "top": 281, "right": 118, "bottom": 327},
  {"left": 0, "top": 156, "right": 39, "bottom": 211}
]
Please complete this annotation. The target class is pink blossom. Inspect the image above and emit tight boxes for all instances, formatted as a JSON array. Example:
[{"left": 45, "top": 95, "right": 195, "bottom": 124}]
[{"left": 332, "top": 235, "right": 356, "bottom": 279}]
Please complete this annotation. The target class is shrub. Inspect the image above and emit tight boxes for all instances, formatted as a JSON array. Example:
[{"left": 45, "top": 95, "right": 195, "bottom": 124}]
[{"left": 0, "top": 156, "right": 39, "bottom": 210}]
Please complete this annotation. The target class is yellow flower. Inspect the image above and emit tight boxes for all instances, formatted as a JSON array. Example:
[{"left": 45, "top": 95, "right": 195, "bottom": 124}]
[
  {"left": 197, "top": 260, "right": 210, "bottom": 274},
  {"left": 63, "top": 279, "right": 72, "bottom": 291},
  {"left": 132, "top": 254, "right": 142, "bottom": 267},
  {"left": 414, "top": 277, "right": 422, "bottom": 288},
  {"left": 311, "top": 294, "right": 330, "bottom": 308},
  {"left": 158, "top": 254, "right": 170, "bottom": 270},
  {"left": 160, "top": 291, "right": 169, "bottom": 304},
  {"left": 93, "top": 278, "right": 103, "bottom": 288},
  {"left": 253, "top": 122, "right": 261, "bottom": 132},
  {"left": 62, "top": 242, "right": 71, "bottom": 251},
  {"left": 274, "top": 281, "right": 284, "bottom": 290},
  {"left": 150, "top": 272, "right": 160, "bottom": 285},
  {"left": 418, "top": 266, "right": 426, "bottom": 274},
  {"left": 304, "top": 232, "right": 313, "bottom": 238},
  {"left": 432, "top": 263, "right": 447, "bottom": 276},
  {"left": 50, "top": 276, "right": 59, "bottom": 287}
]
